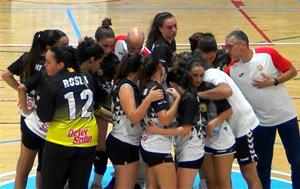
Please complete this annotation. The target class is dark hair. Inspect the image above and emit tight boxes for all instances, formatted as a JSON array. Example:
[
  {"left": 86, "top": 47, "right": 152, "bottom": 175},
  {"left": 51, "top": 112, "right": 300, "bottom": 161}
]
[
  {"left": 166, "top": 68, "right": 193, "bottom": 92},
  {"left": 226, "top": 30, "right": 249, "bottom": 46},
  {"left": 77, "top": 37, "right": 104, "bottom": 64},
  {"left": 115, "top": 53, "right": 142, "bottom": 80},
  {"left": 95, "top": 18, "right": 115, "bottom": 42},
  {"left": 186, "top": 57, "right": 210, "bottom": 72},
  {"left": 146, "top": 12, "right": 174, "bottom": 48},
  {"left": 49, "top": 45, "right": 80, "bottom": 72},
  {"left": 23, "top": 30, "right": 61, "bottom": 79},
  {"left": 56, "top": 30, "right": 67, "bottom": 37},
  {"left": 141, "top": 54, "right": 160, "bottom": 84},
  {"left": 197, "top": 33, "right": 217, "bottom": 53},
  {"left": 174, "top": 51, "right": 193, "bottom": 69},
  {"left": 189, "top": 32, "right": 205, "bottom": 52}
]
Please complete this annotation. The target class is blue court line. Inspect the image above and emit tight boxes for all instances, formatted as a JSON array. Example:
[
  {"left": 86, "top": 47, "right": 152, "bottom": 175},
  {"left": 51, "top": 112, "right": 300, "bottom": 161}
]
[
  {"left": 66, "top": 8, "right": 81, "bottom": 39},
  {"left": 0, "top": 166, "right": 292, "bottom": 189},
  {"left": 0, "top": 139, "right": 20, "bottom": 144}
]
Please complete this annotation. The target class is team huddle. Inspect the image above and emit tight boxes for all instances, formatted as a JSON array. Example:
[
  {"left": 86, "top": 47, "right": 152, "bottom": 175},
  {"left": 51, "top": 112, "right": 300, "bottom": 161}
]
[{"left": 2, "top": 12, "right": 300, "bottom": 189}]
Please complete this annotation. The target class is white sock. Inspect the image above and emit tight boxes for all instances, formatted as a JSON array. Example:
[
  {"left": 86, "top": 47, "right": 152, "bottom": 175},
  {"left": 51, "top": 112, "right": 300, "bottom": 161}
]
[
  {"left": 199, "top": 179, "right": 208, "bottom": 189},
  {"left": 93, "top": 173, "right": 103, "bottom": 185}
]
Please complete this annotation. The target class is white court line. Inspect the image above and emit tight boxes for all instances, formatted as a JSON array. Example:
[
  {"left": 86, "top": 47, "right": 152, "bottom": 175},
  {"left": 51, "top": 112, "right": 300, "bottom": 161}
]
[
  {"left": 177, "top": 42, "right": 300, "bottom": 46},
  {"left": 233, "top": 163, "right": 291, "bottom": 177},
  {"left": 0, "top": 43, "right": 79, "bottom": 47},
  {"left": 0, "top": 174, "right": 35, "bottom": 187},
  {"left": 0, "top": 167, "right": 36, "bottom": 178},
  {"left": 1, "top": 42, "right": 300, "bottom": 48},
  {"left": 231, "top": 170, "right": 292, "bottom": 184}
]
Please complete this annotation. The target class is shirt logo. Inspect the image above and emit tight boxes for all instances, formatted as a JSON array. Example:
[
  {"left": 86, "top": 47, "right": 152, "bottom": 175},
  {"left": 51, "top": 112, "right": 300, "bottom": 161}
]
[
  {"left": 238, "top": 73, "right": 244, "bottom": 77},
  {"left": 199, "top": 103, "right": 207, "bottom": 112},
  {"left": 257, "top": 65, "right": 264, "bottom": 72}
]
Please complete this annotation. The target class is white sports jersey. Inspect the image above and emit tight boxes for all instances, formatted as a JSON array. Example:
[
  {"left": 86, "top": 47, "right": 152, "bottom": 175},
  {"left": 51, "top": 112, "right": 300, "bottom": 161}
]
[
  {"left": 204, "top": 68, "right": 259, "bottom": 138},
  {"left": 111, "top": 80, "right": 143, "bottom": 146},
  {"left": 174, "top": 91, "right": 205, "bottom": 162},
  {"left": 24, "top": 111, "right": 48, "bottom": 139},
  {"left": 141, "top": 81, "right": 172, "bottom": 153},
  {"left": 205, "top": 121, "right": 235, "bottom": 150},
  {"left": 227, "top": 48, "right": 297, "bottom": 126}
]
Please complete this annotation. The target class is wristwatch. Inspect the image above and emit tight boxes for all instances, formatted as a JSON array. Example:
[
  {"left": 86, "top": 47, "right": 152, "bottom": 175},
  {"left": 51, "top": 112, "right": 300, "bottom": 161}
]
[{"left": 273, "top": 78, "right": 280, "bottom": 86}]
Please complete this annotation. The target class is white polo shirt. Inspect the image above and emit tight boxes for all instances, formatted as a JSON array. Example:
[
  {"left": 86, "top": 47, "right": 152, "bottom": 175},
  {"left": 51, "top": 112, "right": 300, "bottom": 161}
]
[{"left": 226, "top": 47, "right": 297, "bottom": 126}]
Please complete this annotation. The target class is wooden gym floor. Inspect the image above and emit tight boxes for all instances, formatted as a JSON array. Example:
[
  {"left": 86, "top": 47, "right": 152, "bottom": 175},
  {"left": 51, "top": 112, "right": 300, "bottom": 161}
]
[{"left": 0, "top": 0, "right": 299, "bottom": 186}]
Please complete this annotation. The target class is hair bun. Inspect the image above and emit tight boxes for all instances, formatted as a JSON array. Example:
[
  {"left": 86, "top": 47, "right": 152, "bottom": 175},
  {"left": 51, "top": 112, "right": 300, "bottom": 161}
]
[{"left": 101, "top": 18, "right": 112, "bottom": 28}]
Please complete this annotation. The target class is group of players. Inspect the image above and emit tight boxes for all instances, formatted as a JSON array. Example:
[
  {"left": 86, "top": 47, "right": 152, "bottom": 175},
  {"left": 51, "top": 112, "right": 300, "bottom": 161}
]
[{"left": 2, "top": 11, "right": 300, "bottom": 189}]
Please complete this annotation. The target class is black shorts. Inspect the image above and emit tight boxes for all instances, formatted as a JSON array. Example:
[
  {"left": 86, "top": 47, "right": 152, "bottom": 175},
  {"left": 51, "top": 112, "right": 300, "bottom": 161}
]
[
  {"left": 106, "top": 134, "right": 139, "bottom": 165},
  {"left": 176, "top": 157, "right": 204, "bottom": 169},
  {"left": 42, "top": 141, "right": 96, "bottom": 189},
  {"left": 37, "top": 144, "right": 45, "bottom": 172},
  {"left": 20, "top": 116, "right": 45, "bottom": 150},
  {"left": 205, "top": 144, "right": 236, "bottom": 156},
  {"left": 235, "top": 131, "right": 258, "bottom": 165},
  {"left": 140, "top": 147, "right": 173, "bottom": 167}
]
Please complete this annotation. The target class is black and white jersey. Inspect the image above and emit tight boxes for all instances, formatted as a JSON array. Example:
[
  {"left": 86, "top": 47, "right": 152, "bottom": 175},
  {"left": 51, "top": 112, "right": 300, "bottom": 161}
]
[
  {"left": 8, "top": 53, "right": 45, "bottom": 111},
  {"left": 93, "top": 53, "right": 120, "bottom": 109},
  {"left": 174, "top": 91, "right": 205, "bottom": 162},
  {"left": 212, "top": 49, "right": 231, "bottom": 71},
  {"left": 141, "top": 81, "right": 172, "bottom": 153},
  {"left": 111, "top": 79, "right": 143, "bottom": 146},
  {"left": 147, "top": 37, "right": 176, "bottom": 68},
  {"left": 198, "top": 82, "right": 235, "bottom": 150}
]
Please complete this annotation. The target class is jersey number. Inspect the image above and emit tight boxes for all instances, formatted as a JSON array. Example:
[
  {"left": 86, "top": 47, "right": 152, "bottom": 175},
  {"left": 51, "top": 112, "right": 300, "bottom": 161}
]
[{"left": 64, "top": 89, "right": 93, "bottom": 120}]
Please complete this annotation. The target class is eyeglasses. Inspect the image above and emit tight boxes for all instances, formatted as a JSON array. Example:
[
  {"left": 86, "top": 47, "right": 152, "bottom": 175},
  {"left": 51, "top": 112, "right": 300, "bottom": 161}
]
[{"left": 224, "top": 42, "right": 240, "bottom": 50}]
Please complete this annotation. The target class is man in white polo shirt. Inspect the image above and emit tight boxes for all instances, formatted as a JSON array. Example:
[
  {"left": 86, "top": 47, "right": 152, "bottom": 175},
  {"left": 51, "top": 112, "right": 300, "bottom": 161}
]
[{"left": 224, "top": 30, "right": 300, "bottom": 189}]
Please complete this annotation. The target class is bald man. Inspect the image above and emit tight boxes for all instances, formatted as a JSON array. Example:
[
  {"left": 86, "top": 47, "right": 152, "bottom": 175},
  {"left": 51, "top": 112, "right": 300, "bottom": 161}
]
[{"left": 114, "top": 27, "right": 150, "bottom": 61}]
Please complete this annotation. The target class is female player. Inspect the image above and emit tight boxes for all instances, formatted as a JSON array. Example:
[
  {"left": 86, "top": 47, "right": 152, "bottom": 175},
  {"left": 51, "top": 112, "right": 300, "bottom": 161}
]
[
  {"left": 147, "top": 68, "right": 205, "bottom": 189},
  {"left": 1, "top": 29, "right": 64, "bottom": 189},
  {"left": 106, "top": 53, "right": 164, "bottom": 189},
  {"left": 140, "top": 54, "right": 180, "bottom": 189},
  {"left": 187, "top": 58, "right": 235, "bottom": 189}
]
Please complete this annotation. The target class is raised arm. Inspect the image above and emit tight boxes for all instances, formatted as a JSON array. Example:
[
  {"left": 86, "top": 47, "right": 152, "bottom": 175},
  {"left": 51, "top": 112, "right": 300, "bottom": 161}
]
[
  {"left": 119, "top": 85, "right": 163, "bottom": 125},
  {"left": 197, "top": 83, "right": 232, "bottom": 100},
  {"left": 156, "top": 88, "right": 180, "bottom": 126},
  {"left": 147, "top": 124, "right": 192, "bottom": 136},
  {"left": 206, "top": 108, "right": 232, "bottom": 137},
  {"left": 1, "top": 69, "right": 19, "bottom": 91},
  {"left": 17, "top": 84, "right": 32, "bottom": 116}
]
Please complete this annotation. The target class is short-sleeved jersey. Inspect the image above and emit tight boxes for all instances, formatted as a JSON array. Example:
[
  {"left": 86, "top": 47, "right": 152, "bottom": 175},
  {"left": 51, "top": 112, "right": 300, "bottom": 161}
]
[
  {"left": 114, "top": 35, "right": 151, "bottom": 61},
  {"left": 37, "top": 70, "right": 97, "bottom": 147},
  {"left": 198, "top": 82, "right": 235, "bottom": 150},
  {"left": 204, "top": 68, "right": 259, "bottom": 138},
  {"left": 147, "top": 37, "right": 176, "bottom": 68},
  {"left": 226, "top": 47, "right": 297, "bottom": 126},
  {"left": 174, "top": 91, "right": 205, "bottom": 162},
  {"left": 23, "top": 69, "right": 49, "bottom": 139},
  {"left": 92, "top": 53, "right": 120, "bottom": 109},
  {"left": 8, "top": 53, "right": 45, "bottom": 111},
  {"left": 141, "top": 81, "right": 172, "bottom": 153},
  {"left": 111, "top": 79, "right": 143, "bottom": 146},
  {"left": 7, "top": 52, "right": 44, "bottom": 83}
]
